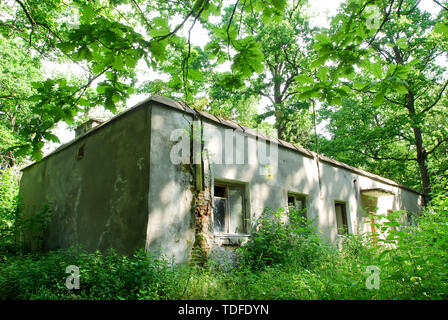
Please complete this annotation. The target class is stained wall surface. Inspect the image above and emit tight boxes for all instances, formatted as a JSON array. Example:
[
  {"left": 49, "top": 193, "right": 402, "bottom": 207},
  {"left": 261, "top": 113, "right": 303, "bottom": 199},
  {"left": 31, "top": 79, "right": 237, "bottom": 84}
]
[
  {"left": 19, "top": 103, "right": 152, "bottom": 255},
  {"left": 200, "top": 117, "right": 422, "bottom": 245},
  {"left": 146, "top": 101, "right": 422, "bottom": 262}
]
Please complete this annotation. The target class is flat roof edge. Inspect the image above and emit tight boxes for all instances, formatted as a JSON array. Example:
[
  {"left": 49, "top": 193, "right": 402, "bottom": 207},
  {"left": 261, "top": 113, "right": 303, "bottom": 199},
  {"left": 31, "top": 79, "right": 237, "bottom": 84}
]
[
  {"left": 21, "top": 97, "right": 155, "bottom": 171},
  {"left": 19, "top": 94, "right": 424, "bottom": 196},
  {"left": 317, "top": 155, "right": 423, "bottom": 195}
]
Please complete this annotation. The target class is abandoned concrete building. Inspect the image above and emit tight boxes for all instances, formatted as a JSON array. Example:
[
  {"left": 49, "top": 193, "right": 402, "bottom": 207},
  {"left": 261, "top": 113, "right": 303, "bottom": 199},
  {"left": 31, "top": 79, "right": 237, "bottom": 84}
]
[{"left": 19, "top": 95, "right": 423, "bottom": 263}]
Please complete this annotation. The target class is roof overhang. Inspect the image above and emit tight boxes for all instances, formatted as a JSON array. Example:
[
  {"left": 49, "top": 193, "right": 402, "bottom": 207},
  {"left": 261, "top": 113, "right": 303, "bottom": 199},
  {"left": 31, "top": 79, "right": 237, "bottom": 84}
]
[
  {"left": 15, "top": 94, "right": 425, "bottom": 197},
  {"left": 361, "top": 188, "right": 396, "bottom": 197}
]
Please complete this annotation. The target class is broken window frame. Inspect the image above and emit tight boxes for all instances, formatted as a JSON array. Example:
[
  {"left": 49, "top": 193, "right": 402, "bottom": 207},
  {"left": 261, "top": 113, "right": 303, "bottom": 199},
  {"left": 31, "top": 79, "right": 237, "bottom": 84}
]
[
  {"left": 287, "top": 192, "right": 307, "bottom": 221},
  {"left": 213, "top": 182, "right": 247, "bottom": 235},
  {"left": 334, "top": 201, "right": 349, "bottom": 235}
]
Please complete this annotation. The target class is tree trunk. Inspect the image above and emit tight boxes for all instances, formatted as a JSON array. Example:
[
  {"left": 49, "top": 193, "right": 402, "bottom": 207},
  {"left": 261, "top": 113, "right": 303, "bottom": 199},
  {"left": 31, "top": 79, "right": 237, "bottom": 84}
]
[
  {"left": 276, "top": 117, "right": 285, "bottom": 140},
  {"left": 274, "top": 77, "right": 285, "bottom": 140},
  {"left": 405, "top": 92, "right": 431, "bottom": 205}
]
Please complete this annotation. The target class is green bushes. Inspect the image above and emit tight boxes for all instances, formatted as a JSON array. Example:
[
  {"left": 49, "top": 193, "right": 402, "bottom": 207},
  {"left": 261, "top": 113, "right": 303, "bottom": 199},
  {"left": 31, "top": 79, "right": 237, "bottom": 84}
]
[
  {"left": 1, "top": 178, "right": 448, "bottom": 300},
  {"left": 371, "top": 181, "right": 448, "bottom": 299},
  {"left": 235, "top": 187, "right": 448, "bottom": 300},
  {"left": 239, "top": 208, "right": 326, "bottom": 271},
  {"left": 0, "top": 248, "right": 184, "bottom": 300}
]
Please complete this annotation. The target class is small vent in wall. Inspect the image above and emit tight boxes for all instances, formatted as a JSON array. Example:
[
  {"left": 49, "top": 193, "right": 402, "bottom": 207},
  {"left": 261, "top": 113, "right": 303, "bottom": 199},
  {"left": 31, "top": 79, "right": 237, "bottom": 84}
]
[{"left": 77, "top": 145, "right": 85, "bottom": 160}]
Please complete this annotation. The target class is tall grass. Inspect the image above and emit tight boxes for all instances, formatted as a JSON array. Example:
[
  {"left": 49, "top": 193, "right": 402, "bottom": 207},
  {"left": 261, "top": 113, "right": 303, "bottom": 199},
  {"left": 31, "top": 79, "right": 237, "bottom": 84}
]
[{"left": 1, "top": 175, "right": 447, "bottom": 300}]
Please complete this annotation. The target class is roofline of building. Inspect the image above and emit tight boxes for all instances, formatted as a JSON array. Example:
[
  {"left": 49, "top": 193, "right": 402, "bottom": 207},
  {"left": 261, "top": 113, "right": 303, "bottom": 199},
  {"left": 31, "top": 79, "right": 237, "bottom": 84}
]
[{"left": 21, "top": 95, "right": 424, "bottom": 196}]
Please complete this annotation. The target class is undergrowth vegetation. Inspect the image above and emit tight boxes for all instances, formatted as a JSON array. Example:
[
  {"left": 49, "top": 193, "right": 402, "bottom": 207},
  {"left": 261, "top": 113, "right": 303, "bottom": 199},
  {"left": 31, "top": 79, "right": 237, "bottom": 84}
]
[
  {"left": 1, "top": 169, "right": 448, "bottom": 300},
  {"left": 0, "top": 168, "right": 19, "bottom": 259}
]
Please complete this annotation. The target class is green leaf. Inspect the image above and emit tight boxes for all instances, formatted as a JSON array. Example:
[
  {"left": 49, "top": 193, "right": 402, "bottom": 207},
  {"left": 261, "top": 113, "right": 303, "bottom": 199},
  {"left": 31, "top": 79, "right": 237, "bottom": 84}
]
[
  {"left": 396, "top": 38, "right": 408, "bottom": 50},
  {"left": 310, "top": 56, "right": 327, "bottom": 69},
  {"left": 188, "top": 69, "right": 204, "bottom": 81},
  {"left": 299, "top": 88, "right": 321, "bottom": 99},
  {"left": 317, "top": 67, "right": 328, "bottom": 82},
  {"left": 329, "top": 95, "right": 342, "bottom": 106},
  {"left": 231, "top": 36, "right": 264, "bottom": 77},
  {"left": 31, "top": 146, "right": 43, "bottom": 161},
  {"left": 112, "top": 56, "right": 125, "bottom": 70},
  {"left": 28, "top": 95, "right": 42, "bottom": 102},
  {"left": 434, "top": 22, "right": 448, "bottom": 35},
  {"left": 148, "top": 40, "right": 167, "bottom": 61},
  {"left": 294, "top": 74, "right": 313, "bottom": 84},
  {"left": 43, "top": 132, "right": 60, "bottom": 143},
  {"left": 149, "top": 17, "right": 170, "bottom": 37},
  {"left": 57, "top": 42, "right": 76, "bottom": 53},
  {"left": 80, "top": 4, "right": 95, "bottom": 24},
  {"left": 373, "top": 91, "right": 385, "bottom": 106},
  {"left": 125, "top": 55, "right": 138, "bottom": 69},
  {"left": 392, "top": 83, "right": 408, "bottom": 95}
]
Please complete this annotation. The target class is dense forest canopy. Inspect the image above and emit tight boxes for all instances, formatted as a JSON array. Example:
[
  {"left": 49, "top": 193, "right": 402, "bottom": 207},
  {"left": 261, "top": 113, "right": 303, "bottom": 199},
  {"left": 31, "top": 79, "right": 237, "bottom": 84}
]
[{"left": 0, "top": 0, "right": 447, "bottom": 201}]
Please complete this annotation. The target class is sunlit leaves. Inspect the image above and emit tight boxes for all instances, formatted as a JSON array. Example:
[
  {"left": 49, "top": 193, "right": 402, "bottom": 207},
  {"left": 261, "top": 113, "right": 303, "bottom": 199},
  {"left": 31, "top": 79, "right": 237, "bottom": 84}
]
[
  {"left": 204, "top": 39, "right": 227, "bottom": 64},
  {"left": 372, "top": 90, "right": 385, "bottom": 106},
  {"left": 80, "top": 3, "right": 96, "bottom": 24},
  {"left": 231, "top": 36, "right": 264, "bottom": 77},
  {"left": 1, "top": 0, "right": 238, "bottom": 161},
  {"left": 4, "top": 0, "right": 445, "bottom": 171},
  {"left": 148, "top": 17, "right": 170, "bottom": 38},
  {"left": 434, "top": 22, "right": 448, "bottom": 36},
  {"left": 247, "top": 0, "right": 286, "bottom": 23},
  {"left": 294, "top": 74, "right": 314, "bottom": 85}
]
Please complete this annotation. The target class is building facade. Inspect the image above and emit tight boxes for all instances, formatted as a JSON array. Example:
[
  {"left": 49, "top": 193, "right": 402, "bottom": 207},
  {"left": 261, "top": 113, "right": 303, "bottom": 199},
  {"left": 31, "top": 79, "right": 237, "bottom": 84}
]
[{"left": 19, "top": 95, "right": 423, "bottom": 263}]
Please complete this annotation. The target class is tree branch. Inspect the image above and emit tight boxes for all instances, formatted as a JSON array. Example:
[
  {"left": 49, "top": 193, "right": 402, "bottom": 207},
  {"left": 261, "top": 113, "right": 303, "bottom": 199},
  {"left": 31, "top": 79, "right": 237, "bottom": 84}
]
[
  {"left": 281, "top": 73, "right": 298, "bottom": 97},
  {"left": 421, "top": 79, "right": 448, "bottom": 113},
  {"left": 226, "top": 0, "right": 240, "bottom": 48},
  {"left": 15, "top": 0, "right": 36, "bottom": 26},
  {"left": 182, "top": 2, "right": 206, "bottom": 98},
  {"left": 433, "top": 0, "right": 448, "bottom": 11},
  {"left": 367, "top": 0, "right": 395, "bottom": 47},
  {"left": 131, "top": 0, "right": 152, "bottom": 31},
  {"left": 398, "top": 0, "right": 421, "bottom": 15},
  {"left": 427, "top": 137, "right": 448, "bottom": 155},
  {"left": 153, "top": 8, "right": 195, "bottom": 40},
  {"left": 260, "top": 91, "right": 275, "bottom": 105}
]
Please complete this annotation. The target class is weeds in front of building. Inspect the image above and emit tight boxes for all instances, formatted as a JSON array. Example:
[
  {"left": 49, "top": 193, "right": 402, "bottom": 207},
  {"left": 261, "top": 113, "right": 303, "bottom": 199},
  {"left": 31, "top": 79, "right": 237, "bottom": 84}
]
[{"left": 1, "top": 169, "right": 447, "bottom": 299}]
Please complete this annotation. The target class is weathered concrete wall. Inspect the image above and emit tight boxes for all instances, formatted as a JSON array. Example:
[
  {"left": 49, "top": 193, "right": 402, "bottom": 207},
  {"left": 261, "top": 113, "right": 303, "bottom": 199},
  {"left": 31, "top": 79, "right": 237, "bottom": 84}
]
[
  {"left": 149, "top": 105, "right": 421, "bottom": 263},
  {"left": 200, "top": 116, "right": 422, "bottom": 246},
  {"left": 146, "top": 102, "right": 195, "bottom": 263},
  {"left": 19, "top": 103, "right": 152, "bottom": 255}
]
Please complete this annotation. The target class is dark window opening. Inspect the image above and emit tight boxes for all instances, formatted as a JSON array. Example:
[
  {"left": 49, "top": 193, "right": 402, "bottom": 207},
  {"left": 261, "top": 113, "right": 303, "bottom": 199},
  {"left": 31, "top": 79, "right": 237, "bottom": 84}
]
[
  {"left": 287, "top": 196, "right": 295, "bottom": 207},
  {"left": 213, "top": 197, "right": 226, "bottom": 233},
  {"left": 213, "top": 183, "right": 246, "bottom": 234},
  {"left": 287, "top": 193, "right": 307, "bottom": 220},
  {"left": 335, "top": 202, "right": 349, "bottom": 235},
  {"left": 406, "top": 211, "right": 417, "bottom": 226},
  {"left": 214, "top": 185, "right": 226, "bottom": 198}
]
